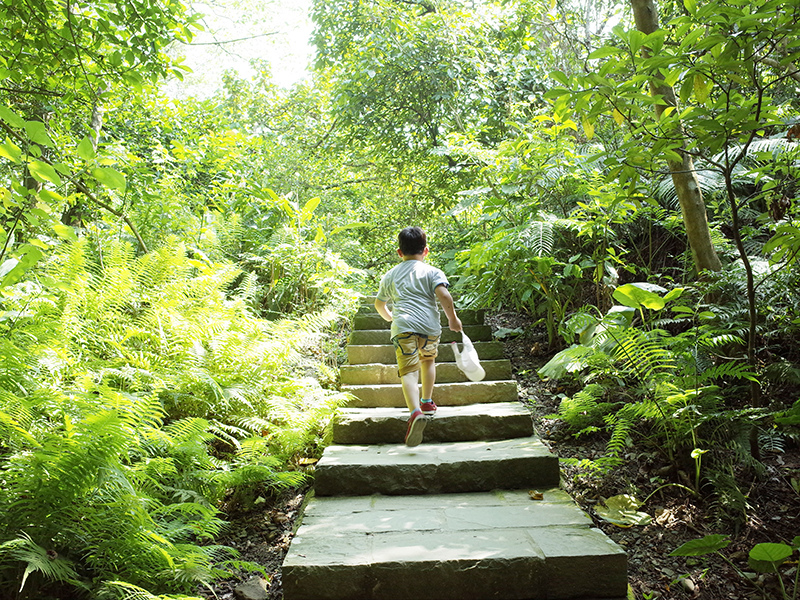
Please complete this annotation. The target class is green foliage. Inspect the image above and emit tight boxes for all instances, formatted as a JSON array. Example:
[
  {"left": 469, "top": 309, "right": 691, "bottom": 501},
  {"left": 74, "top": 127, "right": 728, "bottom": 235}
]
[
  {"left": 671, "top": 535, "right": 800, "bottom": 600},
  {"left": 0, "top": 239, "right": 356, "bottom": 597},
  {"left": 538, "top": 284, "right": 775, "bottom": 495},
  {"left": 556, "top": 383, "right": 616, "bottom": 437}
]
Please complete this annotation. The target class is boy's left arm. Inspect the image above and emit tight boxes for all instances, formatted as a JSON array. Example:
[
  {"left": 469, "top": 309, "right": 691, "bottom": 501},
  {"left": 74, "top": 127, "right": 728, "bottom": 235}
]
[{"left": 375, "top": 299, "right": 392, "bottom": 322}]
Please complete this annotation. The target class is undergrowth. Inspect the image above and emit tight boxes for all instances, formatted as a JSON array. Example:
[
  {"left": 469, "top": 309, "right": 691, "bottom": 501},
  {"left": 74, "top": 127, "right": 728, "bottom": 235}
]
[{"left": 0, "top": 239, "right": 359, "bottom": 599}]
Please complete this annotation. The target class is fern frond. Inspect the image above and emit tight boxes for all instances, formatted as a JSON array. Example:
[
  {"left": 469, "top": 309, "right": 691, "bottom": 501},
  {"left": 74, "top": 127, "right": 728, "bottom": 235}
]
[
  {"left": 690, "top": 361, "right": 757, "bottom": 385},
  {"left": 0, "top": 532, "right": 82, "bottom": 592},
  {"left": 610, "top": 329, "right": 675, "bottom": 380},
  {"left": 520, "top": 220, "right": 555, "bottom": 257},
  {"left": 99, "top": 579, "right": 205, "bottom": 600}
]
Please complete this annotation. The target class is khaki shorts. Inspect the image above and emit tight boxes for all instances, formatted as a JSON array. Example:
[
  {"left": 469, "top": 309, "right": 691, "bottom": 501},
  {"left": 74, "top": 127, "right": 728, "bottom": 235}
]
[{"left": 392, "top": 332, "right": 440, "bottom": 376}]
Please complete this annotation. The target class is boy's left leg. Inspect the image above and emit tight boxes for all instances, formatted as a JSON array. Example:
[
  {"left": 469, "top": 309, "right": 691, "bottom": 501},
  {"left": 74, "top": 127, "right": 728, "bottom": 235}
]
[
  {"left": 419, "top": 358, "right": 437, "bottom": 415},
  {"left": 400, "top": 371, "right": 426, "bottom": 446},
  {"left": 393, "top": 333, "right": 439, "bottom": 446}
]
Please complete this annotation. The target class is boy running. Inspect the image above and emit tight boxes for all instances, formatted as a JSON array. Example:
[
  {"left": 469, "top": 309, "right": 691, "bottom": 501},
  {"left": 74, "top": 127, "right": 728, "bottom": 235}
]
[{"left": 374, "top": 227, "right": 462, "bottom": 447}]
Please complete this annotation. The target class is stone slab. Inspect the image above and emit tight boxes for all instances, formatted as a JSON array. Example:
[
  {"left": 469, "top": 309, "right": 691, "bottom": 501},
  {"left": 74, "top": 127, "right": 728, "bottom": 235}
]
[
  {"left": 349, "top": 325, "right": 493, "bottom": 345},
  {"left": 531, "top": 526, "right": 629, "bottom": 599},
  {"left": 333, "top": 403, "right": 533, "bottom": 444},
  {"left": 341, "top": 360, "right": 513, "bottom": 385},
  {"left": 354, "top": 310, "right": 485, "bottom": 330},
  {"left": 347, "top": 342, "right": 505, "bottom": 365},
  {"left": 282, "top": 491, "right": 627, "bottom": 600},
  {"left": 314, "top": 437, "right": 560, "bottom": 496},
  {"left": 342, "top": 380, "right": 518, "bottom": 408},
  {"left": 302, "top": 489, "right": 577, "bottom": 516}
]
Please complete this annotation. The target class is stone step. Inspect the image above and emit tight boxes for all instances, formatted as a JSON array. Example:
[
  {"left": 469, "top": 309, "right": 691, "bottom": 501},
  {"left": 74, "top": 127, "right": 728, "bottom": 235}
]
[
  {"left": 347, "top": 341, "right": 505, "bottom": 365},
  {"left": 354, "top": 310, "right": 485, "bottom": 330},
  {"left": 341, "top": 360, "right": 513, "bottom": 385},
  {"left": 357, "top": 298, "right": 474, "bottom": 313},
  {"left": 333, "top": 403, "right": 533, "bottom": 444},
  {"left": 314, "top": 436, "right": 559, "bottom": 496},
  {"left": 349, "top": 325, "right": 493, "bottom": 345},
  {"left": 282, "top": 489, "right": 628, "bottom": 600},
  {"left": 343, "top": 380, "right": 518, "bottom": 408}
]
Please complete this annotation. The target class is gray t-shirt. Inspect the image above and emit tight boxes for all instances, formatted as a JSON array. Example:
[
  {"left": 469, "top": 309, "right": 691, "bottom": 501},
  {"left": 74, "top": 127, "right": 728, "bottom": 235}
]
[{"left": 376, "top": 260, "right": 449, "bottom": 338}]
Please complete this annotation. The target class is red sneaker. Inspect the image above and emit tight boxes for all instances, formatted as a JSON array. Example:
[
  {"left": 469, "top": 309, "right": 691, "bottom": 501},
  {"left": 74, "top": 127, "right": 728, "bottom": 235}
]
[
  {"left": 420, "top": 400, "right": 437, "bottom": 415},
  {"left": 404, "top": 409, "right": 427, "bottom": 447}
]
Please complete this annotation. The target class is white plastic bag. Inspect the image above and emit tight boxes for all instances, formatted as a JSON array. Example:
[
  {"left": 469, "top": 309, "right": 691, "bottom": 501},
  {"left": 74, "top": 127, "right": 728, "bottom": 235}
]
[{"left": 451, "top": 332, "right": 486, "bottom": 382}]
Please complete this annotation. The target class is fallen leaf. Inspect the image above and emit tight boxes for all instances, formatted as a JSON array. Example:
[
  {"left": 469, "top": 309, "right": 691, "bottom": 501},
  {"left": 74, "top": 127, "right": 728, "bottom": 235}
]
[
  {"left": 595, "top": 494, "right": 652, "bottom": 527},
  {"left": 528, "top": 490, "right": 544, "bottom": 500}
]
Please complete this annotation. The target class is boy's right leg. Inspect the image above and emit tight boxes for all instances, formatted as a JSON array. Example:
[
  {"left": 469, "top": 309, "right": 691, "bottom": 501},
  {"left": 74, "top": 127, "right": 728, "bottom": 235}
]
[
  {"left": 400, "top": 369, "right": 421, "bottom": 413},
  {"left": 393, "top": 332, "right": 430, "bottom": 446}
]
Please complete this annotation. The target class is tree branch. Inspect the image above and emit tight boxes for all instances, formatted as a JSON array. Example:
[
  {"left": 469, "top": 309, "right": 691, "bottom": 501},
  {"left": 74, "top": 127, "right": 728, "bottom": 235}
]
[
  {"left": 180, "top": 32, "right": 279, "bottom": 46},
  {"left": 757, "top": 55, "right": 800, "bottom": 84},
  {"left": 0, "top": 86, "right": 64, "bottom": 97},
  {"left": 0, "top": 120, "right": 148, "bottom": 253}
]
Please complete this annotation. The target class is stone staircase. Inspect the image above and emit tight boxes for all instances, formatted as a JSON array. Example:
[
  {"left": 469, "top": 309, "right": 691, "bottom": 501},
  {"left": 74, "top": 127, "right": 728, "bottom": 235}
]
[{"left": 281, "top": 301, "right": 628, "bottom": 600}]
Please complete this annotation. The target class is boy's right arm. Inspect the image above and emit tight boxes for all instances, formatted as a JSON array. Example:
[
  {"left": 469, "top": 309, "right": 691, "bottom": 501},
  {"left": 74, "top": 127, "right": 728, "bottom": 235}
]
[
  {"left": 435, "top": 285, "right": 462, "bottom": 332},
  {"left": 375, "top": 299, "right": 392, "bottom": 322}
]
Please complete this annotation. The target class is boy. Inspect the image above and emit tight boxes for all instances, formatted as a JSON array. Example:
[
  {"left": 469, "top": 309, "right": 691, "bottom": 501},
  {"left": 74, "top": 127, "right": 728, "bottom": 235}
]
[{"left": 374, "top": 227, "right": 462, "bottom": 447}]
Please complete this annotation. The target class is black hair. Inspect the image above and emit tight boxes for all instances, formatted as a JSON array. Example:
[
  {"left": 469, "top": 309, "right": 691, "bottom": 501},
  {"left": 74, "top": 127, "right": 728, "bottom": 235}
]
[{"left": 398, "top": 227, "right": 427, "bottom": 256}]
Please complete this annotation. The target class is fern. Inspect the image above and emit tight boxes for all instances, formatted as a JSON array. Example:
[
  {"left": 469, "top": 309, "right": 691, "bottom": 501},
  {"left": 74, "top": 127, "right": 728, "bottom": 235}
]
[
  {"left": 610, "top": 328, "right": 675, "bottom": 381},
  {"left": 0, "top": 236, "right": 360, "bottom": 597},
  {"left": 557, "top": 384, "right": 616, "bottom": 436},
  {"left": 0, "top": 533, "right": 83, "bottom": 594},
  {"left": 520, "top": 220, "right": 555, "bottom": 257}
]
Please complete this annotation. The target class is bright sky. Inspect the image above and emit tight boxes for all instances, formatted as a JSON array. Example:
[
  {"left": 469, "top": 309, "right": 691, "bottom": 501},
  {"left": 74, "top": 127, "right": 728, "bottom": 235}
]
[{"left": 165, "top": 0, "right": 314, "bottom": 97}]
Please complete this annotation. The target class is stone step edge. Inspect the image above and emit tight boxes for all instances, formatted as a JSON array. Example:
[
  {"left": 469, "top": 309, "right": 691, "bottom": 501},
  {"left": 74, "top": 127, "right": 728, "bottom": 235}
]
[
  {"left": 314, "top": 436, "right": 560, "bottom": 496},
  {"left": 349, "top": 325, "right": 493, "bottom": 344},
  {"left": 346, "top": 342, "right": 506, "bottom": 365},
  {"left": 283, "top": 523, "right": 627, "bottom": 600},
  {"left": 340, "top": 360, "right": 513, "bottom": 386},
  {"left": 342, "top": 380, "right": 519, "bottom": 408},
  {"left": 332, "top": 403, "right": 533, "bottom": 445}
]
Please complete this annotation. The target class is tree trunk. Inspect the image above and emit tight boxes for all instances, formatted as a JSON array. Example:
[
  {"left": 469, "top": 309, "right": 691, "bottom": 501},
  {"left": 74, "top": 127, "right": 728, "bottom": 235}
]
[{"left": 630, "top": 0, "right": 722, "bottom": 274}]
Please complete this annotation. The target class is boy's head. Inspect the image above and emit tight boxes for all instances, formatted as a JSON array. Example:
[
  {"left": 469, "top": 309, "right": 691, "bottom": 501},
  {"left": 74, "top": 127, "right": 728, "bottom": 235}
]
[{"left": 398, "top": 227, "right": 427, "bottom": 256}]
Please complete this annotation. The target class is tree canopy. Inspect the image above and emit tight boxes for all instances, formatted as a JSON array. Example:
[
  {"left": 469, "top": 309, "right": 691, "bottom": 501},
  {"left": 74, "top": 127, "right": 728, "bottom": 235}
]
[{"left": 1, "top": 0, "right": 799, "bottom": 598}]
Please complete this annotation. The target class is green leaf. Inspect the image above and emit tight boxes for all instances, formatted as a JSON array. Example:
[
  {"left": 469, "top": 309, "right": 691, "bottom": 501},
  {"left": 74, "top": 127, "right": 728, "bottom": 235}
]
[
  {"left": 670, "top": 534, "right": 730, "bottom": 556},
  {"left": 605, "top": 305, "right": 635, "bottom": 326},
  {"left": 613, "top": 283, "right": 667, "bottom": 310},
  {"left": 300, "top": 196, "right": 321, "bottom": 223},
  {"left": 595, "top": 495, "right": 652, "bottom": 527},
  {"left": 92, "top": 167, "right": 127, "bottom": 191},
  {"left": 53, "top": 223, "right": 78, "bottom": 242},
  {"left": 684, "top": 0, "right": 697, "bottom": 14},
  {"left": 23, "top": 120, "right": 53, "bottom": 147},
  {"left": 0, "top": 138, "right": 22, "bottom": 163},
  {"left": 550, "top": 70, "right": 570, "bottom": 86},
  {"left": 582, "top": 117, "right": 595, "bottom": 139},
  {"left": 0, "top": 245, "right": 43, "bottom": 289},
  {"left": 588, "top": 46, "right": 621, "bottom": 60},
  {"left": 748, "top": 543, "right": 793, "bottom": 573},
  {"left": 28, "top": 160, "right": 62, "bottom": 186},
  {"left": 77, "top": 135, "right": 96, "bottom": 160},
  {"left": 0, "top": 106, "right": 25, "bottom": 128}
]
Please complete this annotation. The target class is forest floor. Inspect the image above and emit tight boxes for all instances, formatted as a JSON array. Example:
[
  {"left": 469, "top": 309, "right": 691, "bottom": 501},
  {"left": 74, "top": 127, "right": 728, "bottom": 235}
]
[{"left": 200, "top": 311, "right": 800, "bottom": 600}]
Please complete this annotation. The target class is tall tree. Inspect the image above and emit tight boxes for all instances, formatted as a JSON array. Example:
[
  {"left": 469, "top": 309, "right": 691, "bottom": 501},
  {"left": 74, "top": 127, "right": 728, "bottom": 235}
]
[
  {"left": 629, "top": 0, "right": 721, "bottom": 274},
  {"left": 0, "top": 0, "right": 197, "bottom": 276}
]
